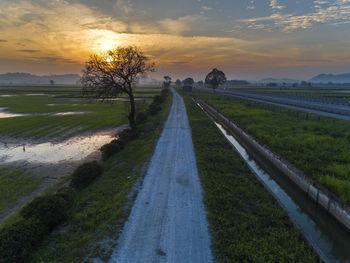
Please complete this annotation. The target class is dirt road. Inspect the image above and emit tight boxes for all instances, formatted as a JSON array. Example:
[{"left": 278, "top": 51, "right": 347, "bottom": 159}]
[{"left": 109, "top": 89, "right": 213, "bottom": 263}]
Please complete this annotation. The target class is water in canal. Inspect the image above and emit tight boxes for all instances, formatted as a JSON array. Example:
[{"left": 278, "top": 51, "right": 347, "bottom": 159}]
[{"left": 214, "top": 122, "right": 350, "bottom": 263}]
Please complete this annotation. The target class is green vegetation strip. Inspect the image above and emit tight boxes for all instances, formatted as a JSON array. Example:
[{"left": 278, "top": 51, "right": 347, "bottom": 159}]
[
  {"left": 26, "top": 92, "right": 172, "bottom": 262},
  {"left": 0, "top": 168, "right": 41, "bottom": 212},
  {"left": 195, "top": 91, "right": 350, "bottom": 206},
  {"left": 182, "top": 92, "right": 320, "bottom": 262}
]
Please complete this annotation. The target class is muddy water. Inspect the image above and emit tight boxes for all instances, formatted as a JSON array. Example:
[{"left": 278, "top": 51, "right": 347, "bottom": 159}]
[
  {"left": 215, "top": 122, "right": 350, "bottom": 263},
  {"left": 0, "top": 132, "right": 114, "bottom": 164}
]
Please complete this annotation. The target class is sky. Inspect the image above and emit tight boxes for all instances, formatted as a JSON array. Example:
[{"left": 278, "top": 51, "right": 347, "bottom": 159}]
[{"left": 0, "top": 0, "right": 350, "bottom": 80}]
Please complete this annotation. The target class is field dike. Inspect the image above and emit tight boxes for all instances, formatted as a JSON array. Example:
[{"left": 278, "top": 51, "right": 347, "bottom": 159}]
[{"left": 196, "top": 98, "right": 350, "bottom": 232}]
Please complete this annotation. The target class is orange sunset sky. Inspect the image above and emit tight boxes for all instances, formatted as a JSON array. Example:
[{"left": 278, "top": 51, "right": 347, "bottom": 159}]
[{"left": 1, "top": 0, "right": 350, "bottom": 80}]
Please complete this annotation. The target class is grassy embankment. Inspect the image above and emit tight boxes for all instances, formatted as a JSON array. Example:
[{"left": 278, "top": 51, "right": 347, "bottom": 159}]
[
  {"left": 0, "top": 168, "right": 41, "bottom": 213},
  {"left": 195, "top": 90, "right": 350, "bottom": 205},
  {"left": 182, "top": 92, "right": 320, "bottom": 262},
  {"left": 26, "top": 91, "right": 172, "bottom": 262},
  {"left": 0, "top": 85, "right": 162, "bottom": 229},
  {"left": 0, "top": 86, "right": 162, "bottom": 138}
]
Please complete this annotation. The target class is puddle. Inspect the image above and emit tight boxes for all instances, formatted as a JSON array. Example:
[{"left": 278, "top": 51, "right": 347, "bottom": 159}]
[
  {"left": 102, "top": 98, "right": 153, "bottom": 101},
  {"left": 0, "top": 132, "right": 115, "bottom": 163},
  {"left": 26, "top": 93, "right": 46, "bottom": 96},
  {"left": 58, "top": 97, "right": 152, "bottom": 102},
  {"left": 53, "top": 111, "right": 92, "bottom": 116},
  {"left": 0, "top": 95, "right": 15, "bottom": 97},
  {"left": 0, "top": 107, "right": 92, "bottom": 118},
  {"left": 0, "top": 107, "right": 29, "bottom": 118},
  {"left": 47, "top": 104, "right": 84, "bottom": 106}
]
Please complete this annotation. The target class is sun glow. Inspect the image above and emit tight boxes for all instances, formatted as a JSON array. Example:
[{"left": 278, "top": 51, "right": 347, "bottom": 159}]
[{"left": 90, "top": 29, "right": 123, "bottom": 52}]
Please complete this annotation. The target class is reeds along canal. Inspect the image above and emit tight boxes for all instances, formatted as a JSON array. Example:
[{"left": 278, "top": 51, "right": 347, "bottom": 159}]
[{"left": 196, "top": 101, "right": 350, "bottom": 263}]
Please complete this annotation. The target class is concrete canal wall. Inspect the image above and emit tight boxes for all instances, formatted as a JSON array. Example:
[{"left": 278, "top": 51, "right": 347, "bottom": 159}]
[{"left": 197, "top": 99, "right": 350, "bottom": 231}]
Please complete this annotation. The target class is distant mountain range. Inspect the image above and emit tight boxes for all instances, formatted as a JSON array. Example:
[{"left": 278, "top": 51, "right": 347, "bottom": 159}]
[
  {"left": 0, "top": 73, "right": 81, "bottom": 85},
  {"left": 260, "top": 78, "right": 300, "bottom": 84},
  {"left": 223, "top": 80, "right": 250, "bottom": 86},
  {"left": 309, "top": 73, "right": 350, "bottom": 83}
]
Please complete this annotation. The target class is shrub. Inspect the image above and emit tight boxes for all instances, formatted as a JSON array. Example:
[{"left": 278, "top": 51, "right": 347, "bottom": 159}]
[
  {"left": 148, "top": 103, "right": 161, "bottom": 115},
  {"left": 70, "top": 161, "right": 103, "bottom": 190},
  {"left": 161, "top": 88, "right": 169, "bottom": 97},
  {"left": 20, "top": 194, "right": 70, "bottom": 229},
  {"left": 56, "top": 186, "right": 76, "bottom": 204},
  {"left": 136, "top": 112, "right": 148, "bottom": 124},
  {"left": 0, "top": 218, "right": 48, "bottom": 263},
  {"left": 100, "top": 139, "right": 125, "bottom": 160},
  {"left": 118, "top": 128, "right": 137, "bottom": 142},
  {"left": 153, "top": 95, "right": 164, "bottom": 105}
]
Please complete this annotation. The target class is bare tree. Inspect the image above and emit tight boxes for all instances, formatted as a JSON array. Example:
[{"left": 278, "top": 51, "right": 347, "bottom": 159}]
[{"left": 81, "top": 46, "right": 155, "bottom": 129}]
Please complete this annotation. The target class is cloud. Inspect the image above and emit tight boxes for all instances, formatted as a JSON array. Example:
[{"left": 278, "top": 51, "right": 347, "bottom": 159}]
[
  {"left": 158, "top": 15, "right": 207, "bottom": 35},
  {"left": 170, "top": 61, "right": 188, "bottom": 65},
  {"left": 17, "top": 49, "right": 40, "bottom": 53},
  {"left": 0, "top": 39, "right": 7, "bottom": 43},
  {"left": 35, "top": 56, "right": 77, "bottom": 64},
  {"left": 247, "top": 0, "right": 255, "bottom": 10},
  {"left": 270, "top": 0, "right": 285, "bottom": 10},
  {"left": 240, "top": 0, "right": 350, "bottom": 31},
  {"left": 314, "top": 0, "right": 329, "bottom": 4},
  {"left": 201, "top": 6, "right": 212, "bottom": 11},
  {"left": 114, "top": 0, "right": 133, "bottom": 15}
]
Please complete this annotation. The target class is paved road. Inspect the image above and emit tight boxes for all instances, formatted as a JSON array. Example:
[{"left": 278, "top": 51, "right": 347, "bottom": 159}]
[
  {"left": 198, "top": 88, "right": 350, "bottom": 120},
  {"left": 109, "top": 89, "right": 213, "bottom": 263}
]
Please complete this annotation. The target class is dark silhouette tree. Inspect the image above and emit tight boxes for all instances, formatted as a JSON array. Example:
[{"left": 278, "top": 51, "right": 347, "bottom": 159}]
[
  {"left": 205, "top": 68, "right": 226, "bottom": 91},
  {"left": 182, "top": 77, "right": 194, "bottom": 86},
  {"left": 163, "top": 76, "right": 172, "bottom": 88},
  {"left": 81, "top": 46, "right": 155, "bottom": 129},
  {"left": 175, "top": 79, "right": 182, "bottom": 87},
  {"left": 50, "top": 79, "right": 55, "bottom": 86}
]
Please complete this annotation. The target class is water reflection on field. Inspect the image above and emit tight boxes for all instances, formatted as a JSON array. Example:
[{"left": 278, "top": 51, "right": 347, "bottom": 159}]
[
  {"left": 0, "top": 107, "right": 28, "bottom": 118},
  {"left": 0, "top": 132, "right": 114, "bottom": 163},
  {"left": 0, "top": 107, "right": 92, "bottom": 118}
]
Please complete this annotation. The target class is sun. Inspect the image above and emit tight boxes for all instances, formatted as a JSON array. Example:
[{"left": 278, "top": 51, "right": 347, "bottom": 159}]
[{"left": 89, "top": 29, "right": 123, "bottom": 52}]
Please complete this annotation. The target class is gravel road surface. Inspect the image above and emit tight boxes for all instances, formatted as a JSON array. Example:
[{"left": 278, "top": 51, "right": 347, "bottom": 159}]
[{"left": 109, "top": 88, "right": 213, "bottom": 263}]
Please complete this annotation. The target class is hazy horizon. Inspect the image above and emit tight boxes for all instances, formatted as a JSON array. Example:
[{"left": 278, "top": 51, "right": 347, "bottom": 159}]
[{"left": 1, "top": 0, "right": 350, "bottom": 80}]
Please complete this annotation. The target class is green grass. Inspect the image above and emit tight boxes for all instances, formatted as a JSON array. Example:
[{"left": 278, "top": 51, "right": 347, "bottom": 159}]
[
  {"left": 28, "top": 93, "right": 172, "bottom": 263},
  {"left": 0, "top": 167, "right": 41, "bottom": 212},
  {"left": 225, "top": 86, "right": 350, "bottom": 99},
  {"left": 194, "top": 90, "right": 350, "bottom": 205},
  {"left": 182, "top": 92, "right": 320, "bottom": 262}
]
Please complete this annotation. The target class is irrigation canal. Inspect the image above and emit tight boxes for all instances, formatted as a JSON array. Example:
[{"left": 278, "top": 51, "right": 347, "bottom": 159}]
[{"left": 197, "top": 103, "right": 350, "bottom": 263}]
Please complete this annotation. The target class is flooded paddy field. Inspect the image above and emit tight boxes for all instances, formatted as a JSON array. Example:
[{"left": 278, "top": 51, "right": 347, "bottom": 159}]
[
  {"left": 0, "top": 86, "right": 158, "bottom": 138},
  {"left": 0, "top": 85, "right": 161, "bottom": 225}
]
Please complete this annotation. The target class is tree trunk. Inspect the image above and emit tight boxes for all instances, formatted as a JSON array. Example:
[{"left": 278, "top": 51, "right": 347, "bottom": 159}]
[{"left": 128, "top": 91, "right": 136, "bottom": 129}]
